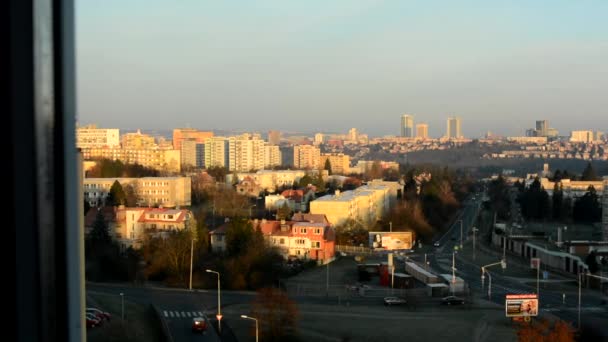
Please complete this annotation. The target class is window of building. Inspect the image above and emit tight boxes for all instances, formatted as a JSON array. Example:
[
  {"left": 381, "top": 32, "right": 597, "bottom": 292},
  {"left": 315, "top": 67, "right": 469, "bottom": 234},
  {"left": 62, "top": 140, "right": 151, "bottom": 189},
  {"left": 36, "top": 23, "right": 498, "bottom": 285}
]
[
  {"left": 280, "top": 238, "right": 285, "bottom": 244},
  {"left": 168, "top": 215, "right": 174, "bottom": 219},
  {"left": 312, "top": 241, "right": 321, "bottom": 249},
  {"left": 217, "top": 235, "right": 223, "bottom": 242},
  {"left": 301, "top": 228, "right": 307, "bottom": 234},
  {"left": 314, "top": 228, "right": 321, "bottom": 234}
]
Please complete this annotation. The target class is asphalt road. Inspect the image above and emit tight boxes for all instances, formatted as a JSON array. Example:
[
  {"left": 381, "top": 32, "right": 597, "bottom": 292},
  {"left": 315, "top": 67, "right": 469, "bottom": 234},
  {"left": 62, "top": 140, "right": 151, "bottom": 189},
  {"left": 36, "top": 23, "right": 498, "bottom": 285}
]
[{"left": 428, "top": 196, "right": 608, "bottom": 338}]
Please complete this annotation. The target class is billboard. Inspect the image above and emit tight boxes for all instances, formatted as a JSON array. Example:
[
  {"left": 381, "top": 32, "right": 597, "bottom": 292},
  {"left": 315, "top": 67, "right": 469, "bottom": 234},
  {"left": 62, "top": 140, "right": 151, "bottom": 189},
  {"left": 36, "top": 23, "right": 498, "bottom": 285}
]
[
  {"left": 505, "top": 294, "right": 538, "bottom": 317},
  {"left": 369, "top": 232, "right": 413, "bottom": 250},
  {"left": 530, "top": 258, "right": 541, "bottom": 269}
]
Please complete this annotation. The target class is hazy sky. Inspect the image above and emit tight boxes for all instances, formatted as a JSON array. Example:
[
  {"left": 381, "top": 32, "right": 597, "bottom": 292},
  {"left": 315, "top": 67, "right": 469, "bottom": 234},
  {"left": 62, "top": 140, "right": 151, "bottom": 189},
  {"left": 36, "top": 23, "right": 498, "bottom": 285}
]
[{"left": 77, "top": 0, "right": 608, "bottom": 137}]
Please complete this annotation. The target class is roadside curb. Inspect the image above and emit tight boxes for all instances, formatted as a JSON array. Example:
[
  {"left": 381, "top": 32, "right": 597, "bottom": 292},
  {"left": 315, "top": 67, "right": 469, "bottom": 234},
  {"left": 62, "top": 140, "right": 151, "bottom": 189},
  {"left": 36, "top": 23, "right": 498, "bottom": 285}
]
[{"left": 152, "top": 305, "right": 174, "bottom": 342}]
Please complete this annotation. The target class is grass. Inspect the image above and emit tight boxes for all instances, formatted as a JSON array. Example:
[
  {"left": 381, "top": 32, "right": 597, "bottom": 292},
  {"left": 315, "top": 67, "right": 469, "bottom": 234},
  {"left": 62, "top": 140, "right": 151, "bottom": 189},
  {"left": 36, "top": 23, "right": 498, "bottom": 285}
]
[{"left": 87, "top": 293, "right": 165, "bottom": 342}]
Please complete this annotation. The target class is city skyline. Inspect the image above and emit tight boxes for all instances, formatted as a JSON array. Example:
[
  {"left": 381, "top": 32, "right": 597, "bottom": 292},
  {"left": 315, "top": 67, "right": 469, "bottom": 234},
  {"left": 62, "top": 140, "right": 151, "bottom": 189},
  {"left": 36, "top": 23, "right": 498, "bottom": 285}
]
[{"left": 78, "top": 1, "right": 608, "bottom": 137}]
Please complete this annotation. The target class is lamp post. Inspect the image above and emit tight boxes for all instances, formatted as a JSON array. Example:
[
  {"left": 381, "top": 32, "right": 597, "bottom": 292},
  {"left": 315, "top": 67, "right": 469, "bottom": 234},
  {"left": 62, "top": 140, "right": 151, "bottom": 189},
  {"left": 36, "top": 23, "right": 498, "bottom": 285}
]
[
  {"left": 472, "top": 227, "right": 478, "bottom": 260},
  {"left": 459, "top": 220, "right": 464, "bottom": 249},
  {"left": 481, "top": 260, "right": 506, "bottom": 300},
  {"left": 389, "top": 221, "right": 392, "bottom": 232},
  {"left": 189, "top": 237, "right": 196, "bottom": 291},
  {"left": 120, "top": 292, "right": 124, "bottom": 320},
  {"left": 249, "top": 204, "right": 256, "bottom": 218},
  {"left": 206, "top": 269, "right": 222, "bottom": 333},
  {"left": 241, "top": 315, "right": 258, "bottom": 342}
]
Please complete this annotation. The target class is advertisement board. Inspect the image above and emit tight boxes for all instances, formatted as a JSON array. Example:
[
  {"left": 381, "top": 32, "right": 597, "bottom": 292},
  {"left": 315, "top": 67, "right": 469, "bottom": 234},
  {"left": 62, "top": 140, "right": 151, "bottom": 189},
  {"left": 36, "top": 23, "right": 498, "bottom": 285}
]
[
  {"left": 505, "top": 294, "right": 538, "bottom": 317},
  {"left": 369, "top": 232, "right": 413, "bottom": 250},
  {"left": 530, "top": 258, "right": 541, "bottom": 269}
]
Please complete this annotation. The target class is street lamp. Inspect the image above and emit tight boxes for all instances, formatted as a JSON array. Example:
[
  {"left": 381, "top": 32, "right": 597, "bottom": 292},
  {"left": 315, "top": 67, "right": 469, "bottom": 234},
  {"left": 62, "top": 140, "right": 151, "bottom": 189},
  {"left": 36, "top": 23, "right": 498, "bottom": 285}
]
[
  {"left": 249, "top": 204, "right": 257, "bottom": 218},
  {"left": 120, "top": 292, "right": 124, "bottom": 321},
  {"left": 472, "top": 227, "right": 478, "bottom": 260},
  {"left": 459, "top": 220, "right": 464, "bottom": 249},
  {"left": 481, "top": 260, "right": 506, "bottom": 300},
  {"left": 241, "top": 315, "right": 258, "bottom": 342},
  {"left": 189, "top": 237, "right": 196, "bottom": 291},
  {"left": 206, "top": 269, "right": 222, "bottom": 333}
]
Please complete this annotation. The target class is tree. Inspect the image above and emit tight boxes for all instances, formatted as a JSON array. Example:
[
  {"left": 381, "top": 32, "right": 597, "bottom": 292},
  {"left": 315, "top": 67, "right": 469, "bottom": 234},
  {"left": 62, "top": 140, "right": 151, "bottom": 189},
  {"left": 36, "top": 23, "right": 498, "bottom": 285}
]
[
  {"left": 106, "top": 180, "right": 127, "bottom": 207},
  {"left": 124, "top": 183, "right": 140, "bottom": 207},
  {"left": 88, "top": 209, "right": 112, "bottom": 245},
  {"left": 581, "top": 162, "right": 599, "bottom": 181},
  {"left": 84, "top": 199, "right": 91, "bottom": 215},
  {"left": 226, "top": 217, "right": 254, "bottom": 256},
  {"left": 516, "top": 318, "right": 575, "bottom": 342},
  {"left": 324, "top": 158, "right": 332, "bottom": 175},
  {"left": 518, "top": 178, "right": 550, "bottom": 221},
  {"left": 298, "top": 174, "right": 314, "bottom": 188},
  {"left": 206, "top": 166, "right": 228, "bottom": 183},
  {"left": 162, "top": 229, "right": 195, "bottom": 285},
  {"left": 551, "top": 182, "right": 563, "bottom": 220},
  {"left": 276, "top": 202, "right": 292, "bottom": 221},
  {"left": 573, "top": 186, "right": 602, "bottom": 223},
  {"left": 251, "top": 288, "right": 298, "bottom": 342},
  {"left": 585, "top": 251, "right": 599, "bottom": 274}
]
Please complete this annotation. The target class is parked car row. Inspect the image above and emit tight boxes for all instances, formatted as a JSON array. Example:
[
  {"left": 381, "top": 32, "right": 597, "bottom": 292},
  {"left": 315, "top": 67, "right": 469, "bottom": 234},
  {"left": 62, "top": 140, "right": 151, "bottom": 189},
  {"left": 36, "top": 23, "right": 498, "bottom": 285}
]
[{"left": 85, "top": 307, "right": 111, "bottom": 329}]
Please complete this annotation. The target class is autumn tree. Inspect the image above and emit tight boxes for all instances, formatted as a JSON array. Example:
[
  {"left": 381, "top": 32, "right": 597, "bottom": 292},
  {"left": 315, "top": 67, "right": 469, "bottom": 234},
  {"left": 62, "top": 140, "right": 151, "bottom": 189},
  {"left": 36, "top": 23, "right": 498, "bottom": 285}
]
[
  {"left": 251, "top": 288, "right": 299, "bottom": 342},
  {"left": 106, "top": 180, "right": 127, "bottom": 207},
  {"left": 276, "top": 202, "right": 292, "bottom": 221},
  {"left": 516, "top": 318, "right": 575, "bottom": 342},
  {"left": 124, "top": 183, "right": 140, "bottom": 207}
]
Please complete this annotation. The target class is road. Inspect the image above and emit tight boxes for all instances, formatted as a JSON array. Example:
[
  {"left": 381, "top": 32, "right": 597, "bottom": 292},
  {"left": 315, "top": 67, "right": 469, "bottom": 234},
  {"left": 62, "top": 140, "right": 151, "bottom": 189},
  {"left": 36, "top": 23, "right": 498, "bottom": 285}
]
[{"left": 428, "top": 195, "right": 608, "bottom": 338}]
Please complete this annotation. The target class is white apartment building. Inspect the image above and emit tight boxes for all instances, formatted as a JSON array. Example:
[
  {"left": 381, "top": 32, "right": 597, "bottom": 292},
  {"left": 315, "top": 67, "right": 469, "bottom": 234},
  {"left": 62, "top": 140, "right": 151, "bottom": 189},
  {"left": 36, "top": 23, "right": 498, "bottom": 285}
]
[
  {"left": 538, "top": 177, "right": 604, "bottom": 198},
  {"left": 310, "top": 184, "right": 391, "bottom": 226},
  {"left": 507, "top": 136, "right": 548, "bottom": 144},
  {"left": 264, "top": 144, "right": 282, "bottom": 169},
  {"left": 204, "top": 137, "right": 229, "bottom": 168},
  {"left": 76, "top": 126, "right": 120, "bottom": 148},
  {"left": 294, "top": 145, "right": 321, "bottom": 169},
  {"left": 181, "top": 139, "right": 197, "bottom": 168},
  {"left": 84, "top": 177, "right": 191, "bottom": 207},
  {"left": 320, "top": 153, "right": 350, "bottom": 175},
  {"left": 228, "top": 134, "right": 265, "bottom": 172},
  {"left": 314, "top": 133, "right": 324, "bottom": 145},
  {"left": 229, "top": 169, "right": 309, "bottom": 192},
  {"left": 82, "top": 147, "right": 181, "bottom": 173},
  {"left": 570, "top": 130, "right": 603, "bottom": 143},
  {"left": 119, "top": 207, "right": 193, "bottom": 248}
]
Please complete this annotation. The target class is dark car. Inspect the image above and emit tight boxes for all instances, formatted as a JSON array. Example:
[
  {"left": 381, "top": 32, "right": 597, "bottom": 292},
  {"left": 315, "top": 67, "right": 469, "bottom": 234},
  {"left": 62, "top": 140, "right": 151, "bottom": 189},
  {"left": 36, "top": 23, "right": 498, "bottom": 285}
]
[
  {"left": 441, "top": 296, "right": 465, "bottom": 305},
  {"left": 86, "top": 307, "right": 111, "bottom": 321},
  {"left": 85, "top": 313, "right": 101, "bottom": 328},
  {"left": 384, "top": 296, "right": 407, "bottom": 306},
  {"left": 192, "top": 317, "right": 208, "bottom": 333}
]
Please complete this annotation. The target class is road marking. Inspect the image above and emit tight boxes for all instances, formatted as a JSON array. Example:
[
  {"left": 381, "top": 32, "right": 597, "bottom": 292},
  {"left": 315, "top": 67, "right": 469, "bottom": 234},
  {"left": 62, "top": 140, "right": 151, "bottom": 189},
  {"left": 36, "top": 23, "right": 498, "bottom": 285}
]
[
  {"left": 181, "top": 311, "right": 186, "bottom": 317},
  {"left": 163, "top": 310, "right": 168, "bottom": 317},
  {"left": 186, "top": 312, "right": 191, "bottom": 317},
  {"left": 168, "top": 311, "right": 174, "bottom": 318},
  {"left": 198, "top": 311, "right": 203, "bottom": 316}
]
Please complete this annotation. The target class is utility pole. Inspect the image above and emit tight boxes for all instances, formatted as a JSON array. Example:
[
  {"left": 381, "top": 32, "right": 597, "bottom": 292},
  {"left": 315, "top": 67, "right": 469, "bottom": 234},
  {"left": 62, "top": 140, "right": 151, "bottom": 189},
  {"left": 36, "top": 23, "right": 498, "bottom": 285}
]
[
  {"left": 459, "top": 220, "right": 463, "bottom": 249},
  {"left": 189, "top": 237, "right": 194, "bottom": 290},
  {"left": 452, "top": 252, "right": 456, "bottom": 295},
  {"left": 472, "top": 227, "right": 478, "bottom": 260},
  {"left": 389, "top": 221, "right": 392, "bottom": 232}
]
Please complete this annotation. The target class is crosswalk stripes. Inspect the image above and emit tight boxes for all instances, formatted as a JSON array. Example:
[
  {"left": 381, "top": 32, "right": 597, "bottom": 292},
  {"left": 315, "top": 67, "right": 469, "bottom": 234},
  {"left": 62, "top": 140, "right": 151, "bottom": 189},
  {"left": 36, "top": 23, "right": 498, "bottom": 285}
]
[{"left": 162, "top": 310, "right": 207, "bottom": 319}]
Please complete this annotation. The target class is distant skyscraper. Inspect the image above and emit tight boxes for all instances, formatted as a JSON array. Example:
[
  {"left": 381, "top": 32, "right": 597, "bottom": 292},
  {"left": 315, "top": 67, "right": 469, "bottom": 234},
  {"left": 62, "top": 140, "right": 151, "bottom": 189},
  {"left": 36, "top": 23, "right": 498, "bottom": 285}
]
[
  {"left": 535, "top": 120, "right": 548, "bottom": 137},
  {"left": 348, "top": 128, "right": 358, "bottom": 142},
  {"left": 416, "top": 123, "right": 429, "bottom": 139},
  {"left": 401, "top": 114, "right": 414, "bottom": 137},
  {"left": 314, "top": 133, "right": 324, "bottom": 145},
  {"left": 268, "top": 130, "right": 281, "bottom": 145},
  {"left": 446, "top": 116, "right": 462, "bottom": 139}
]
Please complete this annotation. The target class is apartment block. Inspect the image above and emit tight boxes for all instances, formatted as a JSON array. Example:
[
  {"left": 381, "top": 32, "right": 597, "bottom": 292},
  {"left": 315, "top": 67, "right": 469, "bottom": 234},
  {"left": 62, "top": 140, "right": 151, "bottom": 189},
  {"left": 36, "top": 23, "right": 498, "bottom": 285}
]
[
  {"left": 320, "top": 153, "right": 350, "bottom": 175},
  {"left": 294, "top": 145, "right": 321, "bottom": 169},
  {"left": 84, "top": 177, "right": 191, "bottom": 207},
  {"left": 416, "top": 123, "right": 429, "bottom": 139},
  {"left": 121, "top": 129, "right": 156, "bottom": 149},
  {"left": 82, "top": 147, "right": 181, "bottom": 172},
  {"left": 76, "top": 125, "right": 120, "bottom": 148},
  {"left": 310, "top": 184, "right": 391, "bottom": 226},
  {"left": 204, "top": 137, "right": 229, "bottom": 168},
  {"left": 181, "top": 139, "right": 197, "bottom": 168},
  {"left": 228, "top": 134, "right": 265, "bottom": 172},
  {"left": 264, "top": 144, "right": 282, "bottom": 168},
  {"left": 173, "top": 128, "right": 213, "bottom": 150}
]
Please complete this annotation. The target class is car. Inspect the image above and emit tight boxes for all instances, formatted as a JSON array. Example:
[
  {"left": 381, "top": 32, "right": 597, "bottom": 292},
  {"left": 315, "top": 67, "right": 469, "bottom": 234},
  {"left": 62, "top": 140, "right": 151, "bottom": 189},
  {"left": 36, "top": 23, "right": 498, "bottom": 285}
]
[
  {"left": 441, "top": 296, "right": 465, "bottom": 305},
  {"left": 192, "top": 317, "right": 208, "bottom": 333},
  {"left": 383, "top": 296, "right": 407, "bottom": 306},
  {"left": 434, "top": 241, "right": 441, "bottom": 247},
  {"left": 85, "top": 313, "right": 102, "bottom": 328},
  {"left": 86, "top": 307, "right": 111, "bottom": 321}
]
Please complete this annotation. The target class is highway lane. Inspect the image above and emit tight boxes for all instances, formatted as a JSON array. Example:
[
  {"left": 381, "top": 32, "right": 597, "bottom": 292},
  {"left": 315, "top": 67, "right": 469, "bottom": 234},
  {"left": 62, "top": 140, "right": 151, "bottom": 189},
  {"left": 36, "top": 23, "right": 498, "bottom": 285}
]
[{"left": 428, "top": 198, "right": 608, "bottom": 337}]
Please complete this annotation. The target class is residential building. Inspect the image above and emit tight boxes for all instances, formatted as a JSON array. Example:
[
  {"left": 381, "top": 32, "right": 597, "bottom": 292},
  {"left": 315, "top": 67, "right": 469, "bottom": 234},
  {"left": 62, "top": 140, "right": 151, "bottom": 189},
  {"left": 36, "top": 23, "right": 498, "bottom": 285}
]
[
  {"left": 264, "top": 144, "right": 282, "bottom": 168},
  {"left": 507, "top": 136, "right": 548, "bottom": 144},
  {"left": 76, "top": 125, "right": 120, "bottom": 148},
  {"left": 204, "top": 137, "right": 229, "bottom": 168},
  {"left": 320, "top": 153, "right": 350, "bottom": 175},
  {"left": 349, "top": 160, "right": 399, "bottom": 174},
  {"left": 538, "top": 177, "right": 604, "bottom": 198},
  {"left": 85, "top": 206, "right": 194, "bottom": 248},
  {"left": 83, "top": 177, "right": 191, "bottom": 207},
  {"left": 294, "top": 144, "right": 321, "bottom": 169},
  {"left": 195, "top": 143, "right": 205, "bottom": 168},
  {"left": 446, "top": 116, "right": 462, "bottom": 139},
  {"left": 570, "top": 130, "right": 603, "bottom": 143},
  {"left": 401, "top": 114, "right": 414, "bottom": 137},
  {"left": 121, "top": 129, "right": 156, "bottom": 149},
  {"left": 348, "top": 128, "right": 359, "bottom": 142},
  {"left": 268, "top": 130, "right": 281, "bottom": 145},
  {"left": 172, "top": 128, "right": 213, "bottom": 150},
  {"left": 81, "top": 147, "right": 181, "bottom": 172},
  {"left": 547, "top": 128, "right": 559, "bottom": 138},
  {"left": 314, "top": 133, "right": 324, "bottom": 145},
  {"left": 228, "top": 133, "right": 265, "bottom": 172},
  {"left": 181, "top": 139, "right": 197, "bottom": 168},
  {"left": 416, "top": 123, "right": 428, "bottom": 139},
  {"left": 310, "top": 184, "right": 391, "bottom": 226}
]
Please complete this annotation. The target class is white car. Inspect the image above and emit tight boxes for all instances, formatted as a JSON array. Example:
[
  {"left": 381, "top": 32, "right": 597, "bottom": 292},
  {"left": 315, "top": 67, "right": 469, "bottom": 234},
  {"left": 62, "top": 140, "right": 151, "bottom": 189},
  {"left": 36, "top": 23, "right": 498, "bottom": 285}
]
[{"left": 383, "top": 297, "right": 407, "bottom": 306}]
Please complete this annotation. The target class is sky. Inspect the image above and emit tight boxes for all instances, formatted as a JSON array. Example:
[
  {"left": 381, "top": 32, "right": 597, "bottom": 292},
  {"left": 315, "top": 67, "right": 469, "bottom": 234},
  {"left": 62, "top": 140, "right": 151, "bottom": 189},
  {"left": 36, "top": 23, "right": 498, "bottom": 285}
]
[{"left": 77, "top": 0, "right": 608, "bottom": 137}]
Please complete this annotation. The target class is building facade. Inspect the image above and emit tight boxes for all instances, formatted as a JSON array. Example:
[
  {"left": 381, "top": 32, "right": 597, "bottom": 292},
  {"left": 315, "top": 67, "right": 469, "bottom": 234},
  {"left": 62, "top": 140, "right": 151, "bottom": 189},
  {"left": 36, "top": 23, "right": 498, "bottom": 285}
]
[
  {"left": 294, "top": 145, "right": 321, "bottom": 169},
  {"left": 76, "top": 125, "right": 120, "bottom": 148},
  {"left": 264, "top": 144, "right": 282, "bottom": 169},
  {"left": 121, "top": 129, "right": 156, "bottom": 149},
  {"left": 84, "top": 177, "right": 191, "bottom": 207},
  {"left": 204, "top": 137, "right": 229, "bottom": 168},
  {"left": 180, "top": 139, "right": 198, "bottom": 168},
  {"left": 268, "top": 130, "right": 281, "bottom": 145},
  {"left": 401, "top": 114, "right": 414, "bottom": 137},
  {"left": 416, "top": 123, "right": 428, "bottom": 139},
  {"left": 228, "top": 134, "right": 265, "bottom": 172},
  {"left": 446, "top": 116, "right": 462, "bottom": 139},
  {"left": 320, "top": 153, "right": 351, "bottom": 175},
  {"left": 82, "top": 147, "right": 181, "bottom": 172},
  {"left": 172, "top": 128, "right": 213, "bottom": 150},
  {"left": 310, "top": 184, "right": 391, "bottom": 226}
]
